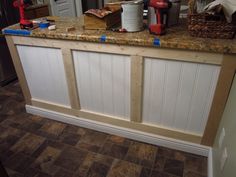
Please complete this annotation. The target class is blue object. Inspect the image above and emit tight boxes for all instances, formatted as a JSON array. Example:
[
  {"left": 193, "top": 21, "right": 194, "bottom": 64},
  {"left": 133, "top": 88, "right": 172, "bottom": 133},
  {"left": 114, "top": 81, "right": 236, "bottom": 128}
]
[
  {"left": 39, "top": 22, "right": 50, "bottom": 29},
  {"left": 100, "top": 35, "right": 106, "bottom": 42},
  {"left": 2, "top": 29, "right": 31, "bottom": 36},
  {"left": 153, "top": 38, "right": 161, "bottom": 46}
]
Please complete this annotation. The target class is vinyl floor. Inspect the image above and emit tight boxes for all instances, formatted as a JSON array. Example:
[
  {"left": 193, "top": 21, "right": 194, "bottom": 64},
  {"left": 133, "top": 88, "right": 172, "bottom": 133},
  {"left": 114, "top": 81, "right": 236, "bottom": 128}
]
[{"left": 0, "top": 81, "right": 207, "bottom": 177}]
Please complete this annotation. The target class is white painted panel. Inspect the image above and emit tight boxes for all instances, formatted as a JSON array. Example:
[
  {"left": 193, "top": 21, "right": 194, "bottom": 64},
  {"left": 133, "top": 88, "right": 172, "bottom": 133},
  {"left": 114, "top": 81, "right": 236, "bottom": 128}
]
[
  {"left": 186, "top": 65, "right": 220, "bottom": 133},
  {"left": 17, "top": 45, "right": 70, "bottom": 107},
  {"left": 160, "top": 61, "right": 182, "bottom": 127},
  {"left": 100, "top": 54, "right": 114, "bottom": 115},
  {"left": 143, "top": 59, "right": 166, "bottom": 124},
  {"left": 73, "top": 51, "right": 130, "bottom": 120},
  {"left": 142, "top": 58, "right": 220, "bottom": 135},
  {"left": 173, "top": 63, "right": 198, "bottom": 131},
  {"left": 88, "top": 52, "right": 103, "bottom": 112}
]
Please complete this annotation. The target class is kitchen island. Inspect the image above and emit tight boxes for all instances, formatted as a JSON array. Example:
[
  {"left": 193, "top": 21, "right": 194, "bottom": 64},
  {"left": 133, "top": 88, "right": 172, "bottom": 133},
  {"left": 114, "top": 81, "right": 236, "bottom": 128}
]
[{"left": 3, "top": 16, "right": 236, "bottom": 155}]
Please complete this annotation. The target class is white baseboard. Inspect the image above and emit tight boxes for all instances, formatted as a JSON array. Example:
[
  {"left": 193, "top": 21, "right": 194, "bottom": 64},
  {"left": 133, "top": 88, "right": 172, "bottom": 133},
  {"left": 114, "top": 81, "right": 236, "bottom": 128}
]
[
  {"left": 26, "top": 105, "right": 210, "bottom": 157},
  {"left": 208, "top": 148, "right": 213, "bottom": 177}
]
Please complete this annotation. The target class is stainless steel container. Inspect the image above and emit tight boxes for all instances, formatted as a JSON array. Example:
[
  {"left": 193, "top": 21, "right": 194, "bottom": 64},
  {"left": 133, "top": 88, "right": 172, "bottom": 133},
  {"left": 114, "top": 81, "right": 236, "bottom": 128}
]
[
  {"left": 168, "top": 0, "right": 181, "bottom": 26},
  {"left": 121, "top": 0, "right": 144, "bottom": 32}
]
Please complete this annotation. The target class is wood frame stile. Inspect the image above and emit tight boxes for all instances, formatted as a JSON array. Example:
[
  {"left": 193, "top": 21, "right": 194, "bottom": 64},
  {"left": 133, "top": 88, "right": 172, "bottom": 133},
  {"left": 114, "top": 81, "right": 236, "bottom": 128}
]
[{"left": 6, "top": 35, "right": 236, "bottom": 147}]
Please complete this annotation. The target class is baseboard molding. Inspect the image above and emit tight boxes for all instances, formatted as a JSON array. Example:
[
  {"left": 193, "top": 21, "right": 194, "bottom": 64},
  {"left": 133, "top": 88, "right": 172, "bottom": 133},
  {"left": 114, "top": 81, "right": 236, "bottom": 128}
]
[
  {"left": 26, "top": 105, "right": 210, "bottom": 157},
  {"left": 208, "top": 148, "right": 213, "bottom": 177}
]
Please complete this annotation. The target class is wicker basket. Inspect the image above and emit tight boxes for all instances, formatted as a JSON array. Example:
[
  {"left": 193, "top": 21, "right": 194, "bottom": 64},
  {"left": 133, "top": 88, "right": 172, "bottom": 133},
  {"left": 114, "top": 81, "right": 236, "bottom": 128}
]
[{"left": 188, "top": 0, "right": 236, "bottom": 39}]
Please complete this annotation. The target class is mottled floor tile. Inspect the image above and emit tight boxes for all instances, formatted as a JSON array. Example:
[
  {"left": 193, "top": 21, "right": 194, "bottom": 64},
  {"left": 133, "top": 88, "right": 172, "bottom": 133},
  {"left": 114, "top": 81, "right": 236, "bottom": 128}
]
[
  {"left": 78, "top": 130, "right": 108, "bottom": 147},
  {"left": 75, "top": 152, "right": 96, "bottom": 177},
  {"left": 76, "top": 142, "right": 101, "bottom": 153},
  {"left": 107, "top": 160, "right": 142, "bottom": 177},
  {"left": 32, "top": 139, "right": 67, "bottom": 159},
  {"left": 29, "top": 115, "right": 42, "bottom": 121},
  {"left": 0, "top": 126, "right": 25, "bottom": 140},
  {"left": 0, "top": 82, "right": 209, "bottom": 177},
  {"left": 125, "top": 142, "right": 157, "bottom": 168},
  {"left": 1, "top": 114, "right": 30, "bottom": 129},
  {"left": 0, "top": 99, "right": 24, "bottom": 116},
  {"left": 95, "top": 153, "right": 114, "bottom": 166},
  {"left": 75, "top": 151, "right": 114, "bottom": 177},
  {"left": 201, "top": 157, "right": 208, "bottom": 176},
  {"left": 153, "top": 155, "right": 166, "bottom": 171},
  {"left": 17, "top": 119, "right": 43, "bottom": 133},
  {"left": 87, "top": 162, "right": 110, "bottom": 177},
  {"left": 23, "top": 167, "right": 41, "bottom": 177},
  {"left": 184, "top": 171, "right": 207, "bottom": 177},
  {"left": 100, "top": 142, "right": 128, "bottom": 159},
  {"left": 63, "top": 124, "right": 79, "bottom": 134},
  {"left": 163, "top": 159, "right": 184, "bottom": 177},
  {"left": 0, "top": 132, "right": 21, "bottom": 161},
  {"left": 76, "top": 130, "right": 108, "bottom": 153},
  {"left": 174, "top": 151, "right": 188, "bottom": 162},
  {"left": 53, "top": 168, "right": 74, "bottom": 177},
  {"left": 34, "top": 171, "right": 52, "bottom": 177},
  {"left": 40, "top": 121, "right": 66, "bottom": 137},
  {"left": 107, "top": 135, "right": 132, "bottom": 147},
  {"left": 54, "top": 146, "right": 87, "bottom": 172},
  {"left": 140, "top": 167, "right": 152, "bottom": 177},
  {"left": 0, "top": 148, "right": 14, "bottom": 162},
  {"left": 3, "top": 153, "right": 35, "bottom": 174},
  {"left": 59, "top": 131, "right": 81, "bottom": 146},
  {"left": 150, "top": 170, "right": 175, "bottom": 177},
  {"left": 0, "top": 133, "right": 23, "bottom": 151},
  {"left": 185, "top": 155, "right": 207, "bottom": 175},
  {"left": 46, "top": 139, "right": 68, "bottom": 151},
  {"left": 5, "top": 168, "right": 24, "bottom": 177},
  {"left": 10, "top": 133, "right": 45, "bottom": 155},
  {"left": 32, "top": 146, "right": 61, "bottom": 175},
  {"left": 77, "top": 128, "right": 88, "bottom": 136},
  {"left": 157, "top": 147, "right": 175, "bottom": 159}
]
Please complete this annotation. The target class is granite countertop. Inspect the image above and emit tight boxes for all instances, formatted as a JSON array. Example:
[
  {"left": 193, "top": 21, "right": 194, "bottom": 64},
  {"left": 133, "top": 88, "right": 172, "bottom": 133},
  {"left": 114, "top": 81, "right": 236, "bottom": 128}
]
[{"left": 3, "top": 16, "right": 236, "bottom": 54}]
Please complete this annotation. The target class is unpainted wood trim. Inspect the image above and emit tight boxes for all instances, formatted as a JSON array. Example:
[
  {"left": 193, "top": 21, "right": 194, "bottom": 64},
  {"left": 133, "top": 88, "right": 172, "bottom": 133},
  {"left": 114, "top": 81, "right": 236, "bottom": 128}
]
[
  {"left": 201, "top": 54, "right": 236, "bottom": 146},
  {"left": 31, "top": 99, "right": 77, "bottom": 116},
  {"left": 5, "top": 35, "right": 32, "bottom": 105},
  {"left": 61, "top": 48, "right": 81, "bottom": 110},
  {"left": 77, "top": 109, "right": 202, "bottom": 143},
  {"left": 12, "top": 36, "right": 223, "bottom": 65},
  {"left": 130, "top": 55, "right": 143, "bottom": 122},
  {"left": 30, "top": 97, "right": 201, "bottom": 143}
]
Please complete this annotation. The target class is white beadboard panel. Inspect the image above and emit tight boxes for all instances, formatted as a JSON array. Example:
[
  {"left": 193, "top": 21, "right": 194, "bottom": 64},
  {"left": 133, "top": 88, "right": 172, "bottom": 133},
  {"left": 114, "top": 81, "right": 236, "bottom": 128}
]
[
  {"left": 142, "top": 58, "right": 220, "bottom": 135},
  {"left": 73, "top": 50, "right": 130, "bottom": 120},
  {"left": 17, "top": 45, "right": 70, "bottom": 107}
]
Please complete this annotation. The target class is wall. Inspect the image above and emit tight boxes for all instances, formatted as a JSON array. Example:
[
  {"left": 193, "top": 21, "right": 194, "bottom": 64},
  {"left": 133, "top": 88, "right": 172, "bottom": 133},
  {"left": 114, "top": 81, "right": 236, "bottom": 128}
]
[
  {"left": 43, "top": 0, "right": 52, "bottom": 15},
  {"left": 75, "top": 0, "right": 83, "bottom": 16},
  {"left": 45, "top": 0, "right": 82, "bottom": 16},
  {"left": 104, "top": 0, "right": 121, "bottom": 4},
  {"left": 212, "top": 74, "right": 236, "bottom": 177}
]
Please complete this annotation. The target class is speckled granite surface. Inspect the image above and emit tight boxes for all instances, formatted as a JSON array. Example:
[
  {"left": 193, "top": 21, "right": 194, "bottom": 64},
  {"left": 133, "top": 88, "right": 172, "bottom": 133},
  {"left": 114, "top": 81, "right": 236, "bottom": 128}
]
[{"left": 3, "top": 16, "right": 236, "bottom": 54}]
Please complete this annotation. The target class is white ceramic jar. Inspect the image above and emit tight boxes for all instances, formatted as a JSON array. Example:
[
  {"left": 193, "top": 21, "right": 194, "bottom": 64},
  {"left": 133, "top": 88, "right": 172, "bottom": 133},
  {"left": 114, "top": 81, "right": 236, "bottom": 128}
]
[{"left": 121, "top": 0, "right": 144, "bottom": 32}]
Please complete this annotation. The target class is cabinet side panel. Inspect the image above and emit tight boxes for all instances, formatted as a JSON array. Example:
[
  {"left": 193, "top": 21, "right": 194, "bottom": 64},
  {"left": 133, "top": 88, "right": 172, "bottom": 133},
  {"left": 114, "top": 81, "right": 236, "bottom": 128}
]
[
  {"left": 142, "top": 58, "right": 220, "bottom": 135},
  {"left": 17, "top": 45, "right": 70, "bottom": 107},
  {"left": 73, "top": 50, "right": 130, "bottom": 120}
]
